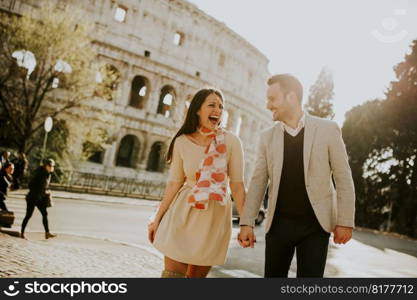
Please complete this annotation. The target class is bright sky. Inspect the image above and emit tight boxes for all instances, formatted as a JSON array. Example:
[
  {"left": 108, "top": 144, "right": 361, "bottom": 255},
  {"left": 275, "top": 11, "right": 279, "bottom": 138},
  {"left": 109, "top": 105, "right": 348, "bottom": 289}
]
[{"left": 188, "top": 0, "right": 417, "bottom": 125}]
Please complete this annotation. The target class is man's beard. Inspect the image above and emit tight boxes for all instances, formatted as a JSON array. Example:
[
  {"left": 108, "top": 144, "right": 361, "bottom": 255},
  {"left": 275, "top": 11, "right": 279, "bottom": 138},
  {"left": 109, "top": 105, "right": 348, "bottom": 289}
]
[{"left": 272, "top": 111, "right": 282, "bottom": 122}]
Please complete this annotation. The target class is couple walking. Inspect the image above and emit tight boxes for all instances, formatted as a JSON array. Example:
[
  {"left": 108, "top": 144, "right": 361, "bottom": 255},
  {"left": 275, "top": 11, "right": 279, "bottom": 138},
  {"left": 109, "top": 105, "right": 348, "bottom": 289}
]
[{"left": 148, "top": 74, "right": 355, "bottom": 278}]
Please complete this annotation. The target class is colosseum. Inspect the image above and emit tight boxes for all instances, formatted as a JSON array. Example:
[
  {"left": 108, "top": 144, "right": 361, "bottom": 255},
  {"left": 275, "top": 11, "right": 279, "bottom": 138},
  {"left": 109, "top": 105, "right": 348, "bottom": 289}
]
[{"left": 1, "top": 0, "right": 272, "bottom": 198}]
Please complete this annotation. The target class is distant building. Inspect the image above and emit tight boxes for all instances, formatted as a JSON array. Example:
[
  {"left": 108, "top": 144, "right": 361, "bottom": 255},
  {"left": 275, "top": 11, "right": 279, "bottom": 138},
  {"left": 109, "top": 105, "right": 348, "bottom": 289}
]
[{"left": 1, "top": 0, "right": 272, "bottom": 197}]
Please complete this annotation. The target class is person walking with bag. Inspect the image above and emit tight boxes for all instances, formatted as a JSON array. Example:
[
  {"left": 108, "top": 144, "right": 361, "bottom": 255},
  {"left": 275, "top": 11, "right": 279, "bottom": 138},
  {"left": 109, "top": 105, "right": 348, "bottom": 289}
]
[
  {"left": 21, "top": 158, "right": 57, "bottom": 239},
  {"left": 148, "top": 88, "right": 246, "bottom": 278}
]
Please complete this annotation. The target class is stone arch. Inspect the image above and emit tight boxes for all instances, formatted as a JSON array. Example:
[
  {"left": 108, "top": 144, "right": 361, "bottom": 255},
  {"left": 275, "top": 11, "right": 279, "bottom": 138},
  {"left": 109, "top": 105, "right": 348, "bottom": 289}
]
[
  {"left": 239, "top": 114, "right": 249, "bottom": 140},
  {"left": 115, "top": 134, "right": 140, "bottom": 168},
  {"left": 251, "top": 119, "right": 260, "bottom": 146},
  {"left": 235, "top": 115, "right": 242, "bottom": 136},
  {"left": 146, "top": 141, "right": 166, "bottom": 172},
  {"left": 157, "top": 85, "right": 176, "bottom": 118},
  {"left": 129, "top": 75, "right": 150, "bottom": 109},
  {"left": 221, "top": 110, "right": 229, "bottom": 129},
  {"left": 87, "top": 150, "right": 105, "bottom": 164}
]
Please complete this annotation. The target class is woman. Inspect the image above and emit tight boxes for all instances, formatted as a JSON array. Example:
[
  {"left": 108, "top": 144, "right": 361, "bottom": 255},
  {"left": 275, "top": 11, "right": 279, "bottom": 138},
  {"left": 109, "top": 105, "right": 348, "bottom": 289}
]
[{"left": 148, "top": 88, "right": 246, "bottom": 278}]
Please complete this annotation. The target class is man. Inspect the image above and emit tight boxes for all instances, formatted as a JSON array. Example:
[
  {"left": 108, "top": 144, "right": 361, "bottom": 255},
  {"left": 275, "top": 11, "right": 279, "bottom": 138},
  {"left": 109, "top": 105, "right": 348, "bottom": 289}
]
[
  {"left": 21, "top": 158, "right": 57, "bottom": 239},
  {"left": 12, "top": 152, "right": 28, "bottom": 190},
  {"left": 1, "top": 151, "right": 11, "bottom": 166},
  {"left": 239, "top": 74, "right": 355, "bottom": 277},
  {"left": 0, "top": 162, "right": 14, "bottom": 212}
]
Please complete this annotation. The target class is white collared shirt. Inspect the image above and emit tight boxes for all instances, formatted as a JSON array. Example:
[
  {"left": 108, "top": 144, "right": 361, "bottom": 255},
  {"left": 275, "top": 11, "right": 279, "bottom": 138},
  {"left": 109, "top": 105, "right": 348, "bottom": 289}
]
[{"left": 278, "top": 113, "right": 306, "bottom": 137}]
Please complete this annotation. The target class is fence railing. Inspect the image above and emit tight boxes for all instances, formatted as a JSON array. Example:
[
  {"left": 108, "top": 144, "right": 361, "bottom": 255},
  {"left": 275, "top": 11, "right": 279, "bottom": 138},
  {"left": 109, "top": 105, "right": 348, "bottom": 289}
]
[{"left": 50, "top": 170, "right": 166, "bottom": 200}]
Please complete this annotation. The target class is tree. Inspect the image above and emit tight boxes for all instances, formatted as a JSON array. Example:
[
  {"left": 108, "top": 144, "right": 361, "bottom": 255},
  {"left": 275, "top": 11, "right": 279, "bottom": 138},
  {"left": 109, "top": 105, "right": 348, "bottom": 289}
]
[
  {"left": 343, "top": 100, "right": 390, "bottom": 229},
  {"left": 0, "top": 3, "right": 110, "bottom": 154},
  {"left": 305, "top": 67, "right": 335, "bottom": 119},
  {"left": 383, "top": 39, "right": 417, "bottom": 236},
  {"left": 342, "top": 39, "right": 417, "bottom": 238},
  {"left": 94, "top": 64, "right": 122, "bottom": 101}
]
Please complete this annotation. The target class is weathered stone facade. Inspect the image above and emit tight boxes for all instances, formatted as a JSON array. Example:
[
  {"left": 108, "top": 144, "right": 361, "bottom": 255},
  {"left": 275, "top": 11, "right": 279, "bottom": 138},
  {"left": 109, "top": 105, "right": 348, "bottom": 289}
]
[{"left": 2, "top": 0, "right": 272, "bottom": 187}]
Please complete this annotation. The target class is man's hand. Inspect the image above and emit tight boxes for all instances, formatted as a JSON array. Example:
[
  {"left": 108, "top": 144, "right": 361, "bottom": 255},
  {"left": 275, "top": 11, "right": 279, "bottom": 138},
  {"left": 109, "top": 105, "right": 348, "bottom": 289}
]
[
  {"left": 238, "top": 225, "right": 256, "bottom": 248},
  {"left": 333, "top": 225, "right": 353, "bottom": 244}
]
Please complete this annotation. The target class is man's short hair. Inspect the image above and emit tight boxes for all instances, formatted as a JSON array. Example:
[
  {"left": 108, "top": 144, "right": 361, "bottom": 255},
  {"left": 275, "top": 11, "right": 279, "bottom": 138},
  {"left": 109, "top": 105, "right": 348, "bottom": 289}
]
[
  {"left": 42, "top": 158, "right": 55, "bottom": 167},
  {"left": 2, "top": 162, "right": 13, "bottom": 170},
  {"left": 267, "top": 74, "right": 303, "bottom": 104}
]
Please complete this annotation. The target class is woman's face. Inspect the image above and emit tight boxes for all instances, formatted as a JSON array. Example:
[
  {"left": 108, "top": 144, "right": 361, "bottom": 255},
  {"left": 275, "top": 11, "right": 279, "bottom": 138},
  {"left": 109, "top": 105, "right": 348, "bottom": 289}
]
[{"left": 197, "top": 93, "right": 224, "bottom": 131}]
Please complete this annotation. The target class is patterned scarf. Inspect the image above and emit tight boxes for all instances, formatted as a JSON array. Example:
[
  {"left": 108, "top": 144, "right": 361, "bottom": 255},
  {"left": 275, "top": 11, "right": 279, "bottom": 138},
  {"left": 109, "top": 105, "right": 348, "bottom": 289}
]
[{"left": 187, "top": 127, "right": 228, "bottom": 210}]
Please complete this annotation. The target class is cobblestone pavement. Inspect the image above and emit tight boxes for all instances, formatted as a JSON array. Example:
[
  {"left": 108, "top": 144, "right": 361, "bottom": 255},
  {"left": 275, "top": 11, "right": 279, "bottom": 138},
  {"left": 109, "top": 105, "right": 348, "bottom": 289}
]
[
  {"left": 0, "top": 191, "right": 232, "bottom": 278},
  {"left": 2, "top": 189, "right": 416, "bottom": 278},
  {"left": 0, "top": 232, "right": 163, "bottom": 278}
]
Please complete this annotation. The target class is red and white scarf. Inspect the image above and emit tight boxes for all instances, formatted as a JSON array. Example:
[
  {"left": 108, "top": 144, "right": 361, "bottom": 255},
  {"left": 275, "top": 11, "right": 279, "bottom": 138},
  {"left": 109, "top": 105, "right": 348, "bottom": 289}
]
[{"left": 187, "top": 127, "right": 228, "bottom": 210}]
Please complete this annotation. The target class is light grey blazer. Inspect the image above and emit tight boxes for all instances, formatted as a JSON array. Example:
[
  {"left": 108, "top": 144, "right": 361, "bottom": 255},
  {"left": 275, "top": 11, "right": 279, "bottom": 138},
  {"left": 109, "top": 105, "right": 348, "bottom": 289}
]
[{"left": 240, "top": 114, "right": 355, "bottom": 233}]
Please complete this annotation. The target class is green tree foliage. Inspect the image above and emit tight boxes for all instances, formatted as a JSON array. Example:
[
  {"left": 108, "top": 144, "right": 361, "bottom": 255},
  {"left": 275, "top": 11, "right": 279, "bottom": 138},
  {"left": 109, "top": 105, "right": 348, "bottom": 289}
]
[
  {"left": 305, "top": 67, "right": 335, "bottom": 119},
  {"left": 27, "top": 119, "right": 69, "bottom": 180},
  {"left": 0, "top": 3, "right": 106, "bottom": 154},
  {"left": 94, "top": 64, "right": 122, "bottom": 101},
  {"left": 343, "top": 40, "right": 417, "bottom": 238},
  {"left": 384, "top": 39, "right": 417, "bottom": 237}
]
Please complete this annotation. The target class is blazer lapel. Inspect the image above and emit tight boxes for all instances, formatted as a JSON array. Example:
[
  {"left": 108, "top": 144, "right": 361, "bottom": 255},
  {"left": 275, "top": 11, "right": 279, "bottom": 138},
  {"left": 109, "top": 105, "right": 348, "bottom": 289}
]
[
  {"left": 303, "top": 114, "right": 318, "bottom": 183},
  {"left": 272, "top": 124, "right": 284, "bottom": 185}
]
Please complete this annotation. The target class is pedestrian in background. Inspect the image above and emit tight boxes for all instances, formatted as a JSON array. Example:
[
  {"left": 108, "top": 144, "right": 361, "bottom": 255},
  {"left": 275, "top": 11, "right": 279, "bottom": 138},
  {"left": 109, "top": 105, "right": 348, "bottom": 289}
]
[
  {"left": 0, "top": 151, "right": 11, "bottom": 166},
  {"left": 0, "top": 162, "right": 14, "bottom": 212},
  {"left": 12, "top": 152, "right": 28, "bottom": 190},
  {"left": 21, "top": 158, "right": 57, "bottom": 239}
]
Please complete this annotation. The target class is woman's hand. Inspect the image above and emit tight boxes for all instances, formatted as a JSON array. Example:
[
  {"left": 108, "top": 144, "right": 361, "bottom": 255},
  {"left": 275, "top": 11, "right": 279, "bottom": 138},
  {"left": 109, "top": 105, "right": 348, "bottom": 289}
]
[{"left": 147, "top": 220, "right": 160, "bottom": 244}]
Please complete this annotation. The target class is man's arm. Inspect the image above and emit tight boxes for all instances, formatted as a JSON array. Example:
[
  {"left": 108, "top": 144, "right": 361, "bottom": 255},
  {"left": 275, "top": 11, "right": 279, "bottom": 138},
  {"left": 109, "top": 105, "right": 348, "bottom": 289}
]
[
  {"left": 239, "top": 131, "right": 269, "bottom": 227},
  {"left": 328, "top": 122, "right": 355, "bottom": 227}
]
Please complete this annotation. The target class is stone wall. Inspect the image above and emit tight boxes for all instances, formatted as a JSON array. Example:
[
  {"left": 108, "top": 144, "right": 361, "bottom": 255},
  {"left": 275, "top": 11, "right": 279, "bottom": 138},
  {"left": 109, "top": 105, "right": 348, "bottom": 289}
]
[{"left": 1, "top": 0, "right": 273, "bottom": 187}]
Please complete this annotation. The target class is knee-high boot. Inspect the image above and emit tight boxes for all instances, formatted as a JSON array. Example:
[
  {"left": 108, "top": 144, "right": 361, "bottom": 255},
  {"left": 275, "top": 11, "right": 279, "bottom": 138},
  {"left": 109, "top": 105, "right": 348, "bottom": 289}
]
[{"left": 161, "top": 270, "right": 187, "bottom": 278}]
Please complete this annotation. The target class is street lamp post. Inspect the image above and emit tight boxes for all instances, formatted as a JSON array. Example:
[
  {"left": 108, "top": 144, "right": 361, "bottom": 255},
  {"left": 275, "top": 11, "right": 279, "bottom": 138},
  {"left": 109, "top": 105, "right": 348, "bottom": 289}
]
[{"left": 41, "top": 116, "right": 53, "bottom": 162}]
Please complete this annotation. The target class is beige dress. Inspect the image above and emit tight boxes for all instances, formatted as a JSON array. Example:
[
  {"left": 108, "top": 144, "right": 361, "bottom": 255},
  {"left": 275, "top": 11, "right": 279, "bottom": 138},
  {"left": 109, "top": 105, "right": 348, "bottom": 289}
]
[{"left": 153, "top": 132, "right": 244, "bottom": 266}]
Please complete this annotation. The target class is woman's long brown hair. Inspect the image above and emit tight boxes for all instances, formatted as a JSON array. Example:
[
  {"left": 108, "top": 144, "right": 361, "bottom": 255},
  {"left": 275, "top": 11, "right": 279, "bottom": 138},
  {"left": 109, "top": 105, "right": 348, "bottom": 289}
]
[{"left": 166, "top": 88, "right": 224, "bottom": 163}]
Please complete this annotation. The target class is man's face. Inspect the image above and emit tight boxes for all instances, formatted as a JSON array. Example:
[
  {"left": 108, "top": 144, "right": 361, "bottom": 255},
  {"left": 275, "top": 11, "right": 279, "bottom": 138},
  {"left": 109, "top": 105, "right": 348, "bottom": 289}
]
[
  {"left": 266, "top": 82, "right": 290, "bottom": 121},
  {"left": 6, "top": 165, "right": 14, "bottom": 175},
  {"left": 46, "top": 165, "right": 54, "bottom": 173}
]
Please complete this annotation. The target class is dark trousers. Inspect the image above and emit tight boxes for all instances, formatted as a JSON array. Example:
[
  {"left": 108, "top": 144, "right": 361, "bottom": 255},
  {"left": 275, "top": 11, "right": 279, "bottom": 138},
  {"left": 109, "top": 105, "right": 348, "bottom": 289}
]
[
  {"left": 21, "top": 200, "right": 49, "bottom": 234},
  {"left": 0, "top": 199, "right": 8, "bottom": 211},
  {"left": 265, "top": 216, "right": 330, "bottom": 278},
  {"left": 12, "top": 177, "right": 21, "bottom": 190}
]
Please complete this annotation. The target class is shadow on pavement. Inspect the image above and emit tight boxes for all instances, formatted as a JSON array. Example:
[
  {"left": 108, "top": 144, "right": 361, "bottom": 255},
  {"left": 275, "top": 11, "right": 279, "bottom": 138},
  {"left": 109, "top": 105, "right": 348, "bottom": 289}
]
[
  {"left": 0, "top": 229, "right": 21, "bottom": 238},
  {"left": 353, "top": 229, "right": 417, "bottom": 258}
]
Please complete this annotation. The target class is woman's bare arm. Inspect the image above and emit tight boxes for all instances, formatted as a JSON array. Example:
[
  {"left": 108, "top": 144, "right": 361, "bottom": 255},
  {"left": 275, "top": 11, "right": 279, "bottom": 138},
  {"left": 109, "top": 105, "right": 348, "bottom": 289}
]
[
  {"left": 229, "top": 181, "right": 246, "bottom": 217},
  {"left": 154, "top": 180, "right": 184, "bottom": 223}
]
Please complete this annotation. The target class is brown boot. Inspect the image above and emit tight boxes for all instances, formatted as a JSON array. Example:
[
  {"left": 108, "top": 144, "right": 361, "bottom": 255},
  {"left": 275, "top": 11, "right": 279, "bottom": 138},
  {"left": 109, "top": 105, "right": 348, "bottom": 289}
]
[
  {"left": 161, "top": 270, "right": 187, "bottom": 278},
  {"left": 45, "top": 232, "right": 57, "bottom": 239}
]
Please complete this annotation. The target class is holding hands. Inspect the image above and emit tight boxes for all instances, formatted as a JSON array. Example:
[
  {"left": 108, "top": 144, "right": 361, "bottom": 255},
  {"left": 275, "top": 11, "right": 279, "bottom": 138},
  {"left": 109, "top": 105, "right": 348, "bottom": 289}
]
[
  {"left": 237, "top": 225, "right": 353, "bottom": 248},
  {"left": 238, "top": 225, "right": 256, "bottom": 248}
]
